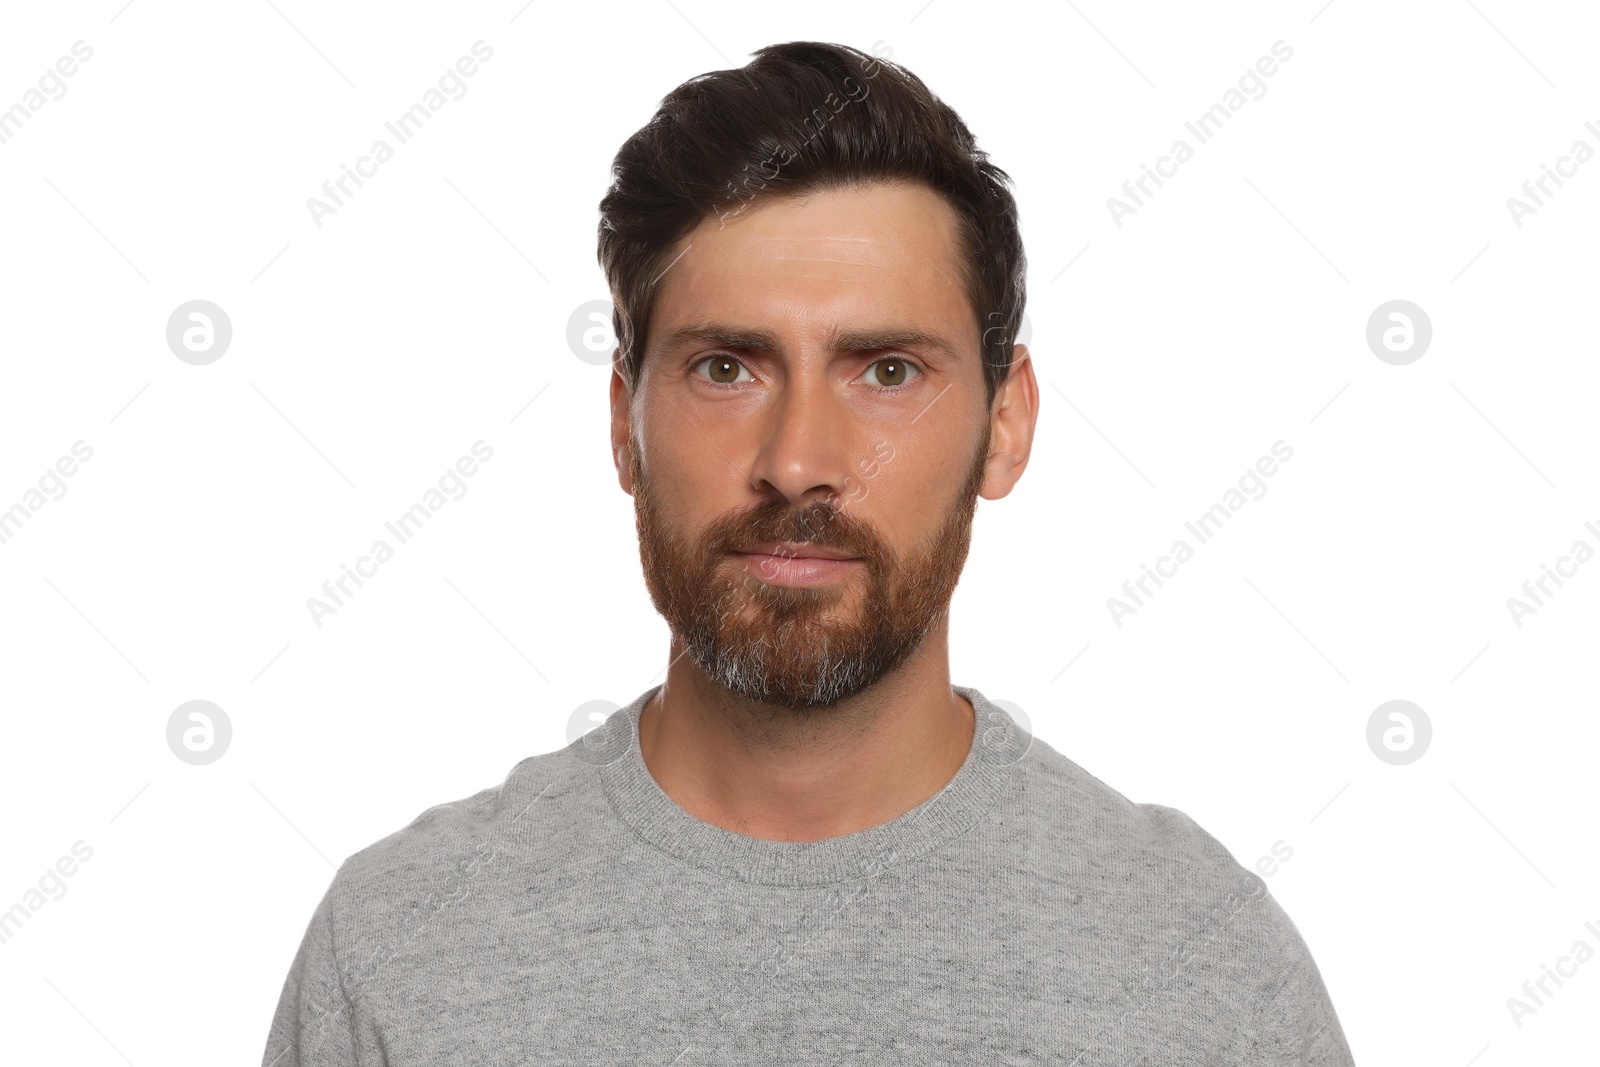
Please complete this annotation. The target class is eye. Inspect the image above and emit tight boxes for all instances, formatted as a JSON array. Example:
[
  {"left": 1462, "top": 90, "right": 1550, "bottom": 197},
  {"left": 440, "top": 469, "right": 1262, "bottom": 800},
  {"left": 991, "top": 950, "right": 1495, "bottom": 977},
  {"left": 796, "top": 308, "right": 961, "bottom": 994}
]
[
  {"left": 863, "top": 358, "right": 919, "bottom": 389},
  {"left": 693, "top": 355, "right": 753, "bottom": 386}
]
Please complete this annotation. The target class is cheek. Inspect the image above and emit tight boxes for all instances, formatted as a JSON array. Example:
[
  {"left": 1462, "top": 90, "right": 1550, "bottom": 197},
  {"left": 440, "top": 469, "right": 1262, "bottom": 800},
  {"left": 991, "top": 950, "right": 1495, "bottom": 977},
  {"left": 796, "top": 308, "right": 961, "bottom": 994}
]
[
  {"left": 879, "top": 431, "right": 959, "bottom": 497},
  {"left": 638, "top": 427, "right": 741, "bottom": 533},
  {"left": 876, "top": 435, "right": 979, "bottom": 530}
]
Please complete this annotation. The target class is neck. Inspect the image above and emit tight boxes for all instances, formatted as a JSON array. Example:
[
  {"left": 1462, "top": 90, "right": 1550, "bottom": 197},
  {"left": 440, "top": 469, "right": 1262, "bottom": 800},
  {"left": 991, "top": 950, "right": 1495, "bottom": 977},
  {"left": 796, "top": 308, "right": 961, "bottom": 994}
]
[{"left": 637, "top": 616, "right": 975, "bottom": 842}]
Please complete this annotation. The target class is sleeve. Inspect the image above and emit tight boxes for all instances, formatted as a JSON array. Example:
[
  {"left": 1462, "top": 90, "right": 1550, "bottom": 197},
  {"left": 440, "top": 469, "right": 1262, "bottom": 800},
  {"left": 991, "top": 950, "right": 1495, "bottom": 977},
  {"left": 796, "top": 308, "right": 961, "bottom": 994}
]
[
  {"left": 261, "top": 880, "right": 363, "bottom": 1067},
  {"left": 1232, "top": 906, "right": 1356, "bottom": 1066}
]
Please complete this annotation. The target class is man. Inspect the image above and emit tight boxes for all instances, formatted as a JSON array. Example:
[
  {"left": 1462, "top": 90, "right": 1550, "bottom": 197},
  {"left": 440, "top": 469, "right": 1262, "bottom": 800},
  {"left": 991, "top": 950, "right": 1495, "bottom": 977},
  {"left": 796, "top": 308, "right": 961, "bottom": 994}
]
[{"left": 263, "top": 41, "right": 1355, "bottom": 1064}]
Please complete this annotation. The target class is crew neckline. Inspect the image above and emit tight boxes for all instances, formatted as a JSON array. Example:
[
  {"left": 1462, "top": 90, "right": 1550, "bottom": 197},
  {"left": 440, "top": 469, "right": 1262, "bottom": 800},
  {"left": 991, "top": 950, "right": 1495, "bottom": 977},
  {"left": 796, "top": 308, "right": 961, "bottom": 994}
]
[{"left": 583, "top": 684, "right": 1031, "bottom": 888}]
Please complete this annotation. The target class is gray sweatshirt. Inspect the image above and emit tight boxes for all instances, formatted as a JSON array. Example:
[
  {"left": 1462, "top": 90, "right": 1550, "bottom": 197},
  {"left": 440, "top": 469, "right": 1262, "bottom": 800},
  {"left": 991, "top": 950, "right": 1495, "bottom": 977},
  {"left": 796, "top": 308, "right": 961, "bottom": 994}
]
[{"left": 262, "top": 684, "right": 1355, "bottom": 1065}]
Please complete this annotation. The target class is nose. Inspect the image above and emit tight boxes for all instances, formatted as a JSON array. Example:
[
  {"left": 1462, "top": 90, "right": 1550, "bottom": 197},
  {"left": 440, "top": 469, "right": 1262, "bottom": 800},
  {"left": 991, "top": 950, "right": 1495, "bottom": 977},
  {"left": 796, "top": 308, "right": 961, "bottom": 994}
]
[{"left": 747, "top": 372, "right": 854, "bottom": 512}]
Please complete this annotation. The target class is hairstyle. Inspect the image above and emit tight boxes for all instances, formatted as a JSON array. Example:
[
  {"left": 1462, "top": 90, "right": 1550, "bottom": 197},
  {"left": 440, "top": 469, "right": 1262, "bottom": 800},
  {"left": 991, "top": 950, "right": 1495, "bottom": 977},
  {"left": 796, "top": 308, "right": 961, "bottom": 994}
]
[{"left": 597, "top": 41, "right": 1026, "bottom": 406}]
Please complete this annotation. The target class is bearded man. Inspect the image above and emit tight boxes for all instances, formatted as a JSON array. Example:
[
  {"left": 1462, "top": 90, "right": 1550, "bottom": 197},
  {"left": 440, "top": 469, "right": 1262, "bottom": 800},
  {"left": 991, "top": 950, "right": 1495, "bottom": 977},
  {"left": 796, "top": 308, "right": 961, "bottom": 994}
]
[{"left": 263, "top": 40, "right": 1355, "bottom": 1066}]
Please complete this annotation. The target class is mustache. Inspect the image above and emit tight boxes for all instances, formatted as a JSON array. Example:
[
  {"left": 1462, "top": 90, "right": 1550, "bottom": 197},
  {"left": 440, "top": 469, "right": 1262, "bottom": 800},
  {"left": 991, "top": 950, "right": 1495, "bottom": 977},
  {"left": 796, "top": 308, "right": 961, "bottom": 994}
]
[{"left": 702, "top": 496, "right": 885, "bottom": 562}]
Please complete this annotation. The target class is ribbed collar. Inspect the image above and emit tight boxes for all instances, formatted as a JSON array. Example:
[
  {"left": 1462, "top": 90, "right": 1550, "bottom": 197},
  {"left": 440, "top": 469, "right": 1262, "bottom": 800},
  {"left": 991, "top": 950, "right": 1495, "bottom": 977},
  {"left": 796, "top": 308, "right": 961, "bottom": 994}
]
[{"left": 585, "top": 684, "right": 1028, "bottom": 888}]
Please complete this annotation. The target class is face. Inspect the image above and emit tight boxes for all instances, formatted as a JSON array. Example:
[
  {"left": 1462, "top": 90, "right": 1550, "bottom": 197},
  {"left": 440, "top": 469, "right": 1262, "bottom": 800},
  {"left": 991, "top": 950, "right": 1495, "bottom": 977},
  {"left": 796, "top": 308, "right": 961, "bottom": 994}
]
[{"left": 611, "top": 180, "right": 1035, "bottom": 709}]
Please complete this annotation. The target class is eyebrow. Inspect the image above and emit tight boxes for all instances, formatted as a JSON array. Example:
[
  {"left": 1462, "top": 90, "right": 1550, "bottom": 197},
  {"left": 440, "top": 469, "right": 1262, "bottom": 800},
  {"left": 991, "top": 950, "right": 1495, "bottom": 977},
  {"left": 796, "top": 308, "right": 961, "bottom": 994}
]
[{"left": 658, "top": 322, "right": 960, "bottom": 363}]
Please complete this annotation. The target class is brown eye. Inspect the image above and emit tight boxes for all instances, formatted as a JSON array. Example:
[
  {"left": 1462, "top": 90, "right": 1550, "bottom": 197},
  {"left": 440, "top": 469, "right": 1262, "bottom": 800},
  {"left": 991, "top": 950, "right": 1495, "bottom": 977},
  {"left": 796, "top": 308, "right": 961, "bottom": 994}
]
[
  {"left": 696, "top": 356, "right": 750, "bottom": 385},
  {"left": 866, "top": 358, "right": 917, "bottom": 388}
]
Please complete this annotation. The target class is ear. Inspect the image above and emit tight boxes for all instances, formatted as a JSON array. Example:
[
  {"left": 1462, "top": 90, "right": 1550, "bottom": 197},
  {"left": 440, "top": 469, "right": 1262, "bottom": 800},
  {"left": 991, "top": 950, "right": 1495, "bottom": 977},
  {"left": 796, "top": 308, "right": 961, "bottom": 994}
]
[
  {"left": 979, "top": 344, "right": 1038, "bottom": 501},
  {"left": 609, "top": 356, "right": 635, "bottom": 495}
]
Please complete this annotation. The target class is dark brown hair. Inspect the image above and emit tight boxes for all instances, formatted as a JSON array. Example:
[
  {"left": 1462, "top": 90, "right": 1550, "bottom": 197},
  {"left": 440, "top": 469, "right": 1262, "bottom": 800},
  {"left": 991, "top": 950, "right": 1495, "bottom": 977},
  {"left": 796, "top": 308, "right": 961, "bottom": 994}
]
[{"left": 597, "top": 40, "right": 1026, "bottom": 406}]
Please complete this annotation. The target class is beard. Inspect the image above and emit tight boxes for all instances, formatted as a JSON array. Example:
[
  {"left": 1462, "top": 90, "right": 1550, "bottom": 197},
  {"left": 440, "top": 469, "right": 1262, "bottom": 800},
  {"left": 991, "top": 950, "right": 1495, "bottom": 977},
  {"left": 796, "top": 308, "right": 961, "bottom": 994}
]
[{"left": 630, "top": 423, "right": 990, "bottom": 710}]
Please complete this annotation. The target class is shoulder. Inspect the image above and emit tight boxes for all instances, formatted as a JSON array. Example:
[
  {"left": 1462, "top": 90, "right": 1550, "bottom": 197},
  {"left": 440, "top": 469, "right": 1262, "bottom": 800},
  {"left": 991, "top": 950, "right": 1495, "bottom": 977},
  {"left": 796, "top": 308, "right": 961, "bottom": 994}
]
[
  {"left": 317, "top": 744, "right": 596, "bottom": 943},
  {"left": 1014, "top": 732, "right": 1310, "bottom": 975},
  {"left": 1018, "top": 734, "right": 1241, "bottom": 867},
  {"left": 1012, "top": 737, "right": 1352, "bottom": 1060}
]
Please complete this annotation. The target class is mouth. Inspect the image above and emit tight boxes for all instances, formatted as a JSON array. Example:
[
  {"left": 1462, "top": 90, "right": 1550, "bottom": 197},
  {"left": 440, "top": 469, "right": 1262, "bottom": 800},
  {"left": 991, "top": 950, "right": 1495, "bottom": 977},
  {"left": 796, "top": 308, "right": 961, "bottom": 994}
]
[
  {"left": 734, "top": 541, "right": 860, "bottom": 561},
  {"left": 729, "top": 542, "right": 864, "bottom": 587}
]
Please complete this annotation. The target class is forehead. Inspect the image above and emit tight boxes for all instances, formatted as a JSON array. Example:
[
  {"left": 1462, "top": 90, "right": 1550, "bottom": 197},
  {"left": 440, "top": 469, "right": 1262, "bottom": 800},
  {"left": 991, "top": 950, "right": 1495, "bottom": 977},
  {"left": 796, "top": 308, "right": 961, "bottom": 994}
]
[{"left": 647, "top": 181, "right": 975, "bottom": 356}]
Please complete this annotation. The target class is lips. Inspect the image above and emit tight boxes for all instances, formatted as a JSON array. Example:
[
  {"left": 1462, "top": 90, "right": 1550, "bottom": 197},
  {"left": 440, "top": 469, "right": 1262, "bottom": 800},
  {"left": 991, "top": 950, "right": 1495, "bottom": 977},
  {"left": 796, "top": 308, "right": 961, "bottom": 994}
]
[
  {"left": 730, "top": 544, "right": 864, "bottom": 588},
  {"left": 734, "top": 541, "right": 860, "bottom": 561}
]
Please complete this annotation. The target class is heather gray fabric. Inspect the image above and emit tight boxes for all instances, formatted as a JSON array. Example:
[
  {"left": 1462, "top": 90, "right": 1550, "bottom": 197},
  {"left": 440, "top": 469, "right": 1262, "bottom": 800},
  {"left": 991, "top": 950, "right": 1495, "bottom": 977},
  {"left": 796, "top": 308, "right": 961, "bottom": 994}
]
[{"left": 262, "top": 685, "right": 1355, "bottom": 1065}]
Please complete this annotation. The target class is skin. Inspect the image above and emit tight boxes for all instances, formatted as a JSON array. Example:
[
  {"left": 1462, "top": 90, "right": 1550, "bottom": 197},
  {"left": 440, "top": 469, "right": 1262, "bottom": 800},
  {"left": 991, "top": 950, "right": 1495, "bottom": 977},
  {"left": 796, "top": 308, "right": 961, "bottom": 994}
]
[{"left": 608, "top": 179, "right": 1039, "bottom": 842}]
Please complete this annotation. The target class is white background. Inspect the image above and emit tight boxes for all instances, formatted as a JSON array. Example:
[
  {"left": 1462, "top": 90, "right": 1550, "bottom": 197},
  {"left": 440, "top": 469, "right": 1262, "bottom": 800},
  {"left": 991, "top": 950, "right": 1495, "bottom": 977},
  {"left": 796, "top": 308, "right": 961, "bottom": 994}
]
[{"left": 2, "top": 0, "right": 1597, "bottom": 1062}]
